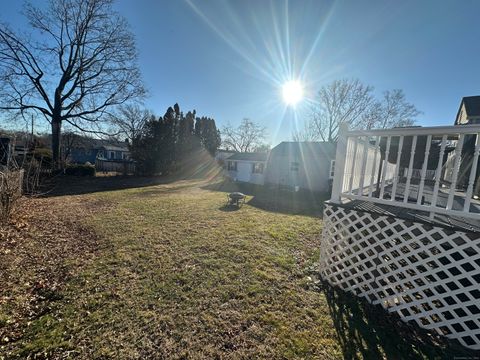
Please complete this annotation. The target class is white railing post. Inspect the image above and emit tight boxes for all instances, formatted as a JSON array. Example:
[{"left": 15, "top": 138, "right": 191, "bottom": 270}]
[
  {"left": 358, "top": 136, "right": 370, "bottom": 196},
  {"left": 391, "top": 135, "right": 404, "bottom": 201},
  {"left": 417, "top": 135, "right": 432, "bottom": 205},
  {"left": 330, "top": 123, "right": 349, "bottom": 203},
  {"left": 431, "top": 134, "right": 448, "bottom": 215},
  {"left": 403, "top": 135, "right": 417, "bottom": 203},
  {"left": 446, "top": 134, "right": 465, "bottom": 210},
  {"left": 379, "top": 136, "right": 392, "bottom": 199},
  {"left": 368, "top": 136, "right": 381, "bottom": 198},
  {"left": 348, "top": 136, "right": 359, "bottom": 194},
  {"left": 464, "top": 134, "right": 480, "bottom": 212}
]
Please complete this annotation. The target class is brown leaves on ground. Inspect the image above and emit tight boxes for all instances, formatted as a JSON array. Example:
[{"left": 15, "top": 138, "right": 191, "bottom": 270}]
[{"left": 0, "top": 196, "right": 103, "bottom": 352}]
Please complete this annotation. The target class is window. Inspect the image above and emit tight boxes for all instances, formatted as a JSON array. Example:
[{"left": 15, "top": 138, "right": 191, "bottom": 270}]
[
  {"left": 329, "top": 160, "right": 336, "bottom": 179},
  {"left": 122, "top": 153, "right": 128, "bottom": 160},
  {"left": 110, "top": 151, "right": 115, "bottom": 159},
  {"left": 252, "top": 162, "right": 264, "bottom": 174},
  {"left": 290, "top": 161, "right": 299, "bottom": 172},
  {"left": 227, "top": 161, "right": 237, "bottom": 171}
]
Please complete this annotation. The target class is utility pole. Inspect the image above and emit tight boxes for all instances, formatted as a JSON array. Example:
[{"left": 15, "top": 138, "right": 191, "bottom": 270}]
[{"left": 31, "top": 114, "right": 34, "bottom": 145}]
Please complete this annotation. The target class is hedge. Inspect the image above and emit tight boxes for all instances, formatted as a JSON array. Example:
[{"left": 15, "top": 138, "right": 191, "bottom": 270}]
[{"left": 65, "top": 163, "right": 96, "bottom": 176}]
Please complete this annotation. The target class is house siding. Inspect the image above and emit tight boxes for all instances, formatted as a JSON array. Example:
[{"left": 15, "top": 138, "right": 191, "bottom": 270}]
[
  {"left": 264, "top": 142, "right": 335, "bottom": 193},
  {"left": 265, "top": 153, "right": 331, "bottom": 192},
  {"left": 456, "top": 102, "right": 469, "bottom": 124},
  {"left": 70, "top": 148, "right": 100, "bottom": 164},
  {"left": 227, "top": 160, "right": 265, "bottom": 185}
]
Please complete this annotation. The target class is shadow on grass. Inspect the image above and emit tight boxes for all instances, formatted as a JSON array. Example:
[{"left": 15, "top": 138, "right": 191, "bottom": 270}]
[
  {"left": 39, "top": 156, "right": 224, "bottom": 197},
  {"left": 218, "top": 204, "right": 242, "bottom": 212},
  {"left": 39, "top": 175, "right": 182, "bottom": 197},
  {"left": 202, "top": 180, "right": 328, "bottom": 217},
  {"left": 39, "top": 166, "right": 224, "bottom": 198},
  {"left": 322, "top": 282, "right": 477, "bottom": 359}
]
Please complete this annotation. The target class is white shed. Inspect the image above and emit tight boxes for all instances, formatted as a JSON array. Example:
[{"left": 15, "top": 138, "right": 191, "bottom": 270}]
[{"left": 225, "top": 152, "right": 268, "bottom": 185}]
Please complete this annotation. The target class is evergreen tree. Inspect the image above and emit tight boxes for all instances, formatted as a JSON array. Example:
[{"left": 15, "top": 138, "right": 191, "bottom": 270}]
[
  {"left": 130, "top": 104, "right": 221, "bottom": 175},
  {"left": 195, "top": 116, "right": 221, "bottom": 155}
]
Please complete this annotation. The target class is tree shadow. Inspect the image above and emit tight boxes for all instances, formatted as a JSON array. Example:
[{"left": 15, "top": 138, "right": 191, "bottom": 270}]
[
  {"left": 321, "top": 282, "right": 477, "bottom": 359},
  {"left": 38, "top": 175, "right": 184, "bottom": 197},
  {"left": 202, "top": 180, "right": 328, "bottom": 217},
  {"left": 38, "top": 156, "right": 224, "bottom": 198}
]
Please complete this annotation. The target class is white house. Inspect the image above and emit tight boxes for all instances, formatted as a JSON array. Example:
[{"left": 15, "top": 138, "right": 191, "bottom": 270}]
[
  {"left": 226, "top": 152, "right": 268, "bottom": 185},
  {"left": 215, "top": 149, "right": 235, "bottom": 163}
]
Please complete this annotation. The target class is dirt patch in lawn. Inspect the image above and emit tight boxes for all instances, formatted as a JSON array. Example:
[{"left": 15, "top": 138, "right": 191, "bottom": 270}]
[{"left": 0, "top": 196, "right": 104, "bottom": 356}]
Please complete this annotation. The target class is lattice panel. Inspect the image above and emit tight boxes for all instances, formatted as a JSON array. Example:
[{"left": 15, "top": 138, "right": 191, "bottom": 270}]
[{"left": 320, "top": 203, "right": 480, "bottom": 350}]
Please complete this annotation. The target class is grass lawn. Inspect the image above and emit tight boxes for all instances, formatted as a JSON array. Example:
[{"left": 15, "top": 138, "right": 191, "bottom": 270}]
[{"left": 0, "top": 177, "right": 475, "bottom": 359}]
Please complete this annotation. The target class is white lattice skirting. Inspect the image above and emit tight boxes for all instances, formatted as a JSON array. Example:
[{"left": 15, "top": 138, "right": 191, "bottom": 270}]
[{"left": 320, "top": 202, "right": 480, "bottom": 350}]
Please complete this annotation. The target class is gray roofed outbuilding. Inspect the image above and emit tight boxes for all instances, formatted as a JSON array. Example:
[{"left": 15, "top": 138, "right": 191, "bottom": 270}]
[
  {"left": 269, "top": 142, "right": 336, "bottom": 159},
  {"left": 264, "top": 141, "right": 336, "bottom": 193},
  {"left": 228, "top": 152, "right": 269, "bottom": 162}
]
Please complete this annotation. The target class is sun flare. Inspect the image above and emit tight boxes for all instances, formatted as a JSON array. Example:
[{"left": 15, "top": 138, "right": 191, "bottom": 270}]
[{"left": 282, "top": 80, "right": 303, "bottom": 106}]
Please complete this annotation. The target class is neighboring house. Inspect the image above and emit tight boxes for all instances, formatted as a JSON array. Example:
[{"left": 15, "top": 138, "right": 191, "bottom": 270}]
[
  {"left": 70, "top": 139, "right": 131, "bottom": 164},
  {"left": 455, "top": 95, "right": 480, "bottom": 125},
  {"left": 446, "top": 95, "right": 480, "bottom": 193},
  {"left": 215, "top": 149, "right": 235, "bottom": 164},
  {"left": 226, "top": 152, "right": 268, "bottom": 185},
  {"left": 264, "top": 142, "right": 336, "bottom": 193}
]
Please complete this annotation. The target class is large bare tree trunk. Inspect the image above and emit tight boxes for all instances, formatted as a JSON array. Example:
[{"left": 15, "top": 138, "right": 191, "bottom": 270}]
[{"left": 51, "top": 117, "right": 61, "bottom": 169}]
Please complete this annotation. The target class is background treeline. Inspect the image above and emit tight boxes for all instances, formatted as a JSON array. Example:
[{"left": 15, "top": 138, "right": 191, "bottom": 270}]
[{"left": 130, "top": 103, "right": 221, "bottom": 175}]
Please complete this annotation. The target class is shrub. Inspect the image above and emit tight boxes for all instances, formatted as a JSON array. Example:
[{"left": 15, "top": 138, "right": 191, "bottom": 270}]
[
  {"left": 0, "top": 169, "right": 24, "bottom": 223},
  {"left": 31, "top": 148, "right": 53, "bottom": 168},
  {"left": 65, "top": 163, "right": 96, "bottom": 177}
]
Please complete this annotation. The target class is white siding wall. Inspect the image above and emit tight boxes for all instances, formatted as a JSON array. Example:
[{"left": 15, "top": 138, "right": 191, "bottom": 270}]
[{"left": 227, "top": 160, "right": 265, "bottom": 185}]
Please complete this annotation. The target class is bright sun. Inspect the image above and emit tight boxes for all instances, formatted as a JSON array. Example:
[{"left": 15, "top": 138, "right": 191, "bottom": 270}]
[{"left": 282, "top": 80, "right": 303, "bottom": 106}]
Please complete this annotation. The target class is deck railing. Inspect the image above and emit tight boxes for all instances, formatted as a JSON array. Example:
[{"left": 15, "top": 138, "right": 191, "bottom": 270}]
[{"left": 330, "top": 123, "right": 480, "bottom": 219}]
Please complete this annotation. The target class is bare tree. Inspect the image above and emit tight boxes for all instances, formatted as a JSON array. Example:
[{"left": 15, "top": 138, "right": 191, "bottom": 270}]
[
  {"left": 368, "top": 89, "right": 421, "bottom": 129},
  {"left": 293, "top": 79, "right": 420, "bottom": 142},
  {"left": 222, "top": 118, "right": 267, "bottom": 153},
  {"left": 60, "top": 130, "right": 88, "bottom": 164},
  {"left": 0, "top": 0, "right": 145, "bottom": 167},
  {"left": 109, "top": 104, "right": 152, "bottom": 142}
]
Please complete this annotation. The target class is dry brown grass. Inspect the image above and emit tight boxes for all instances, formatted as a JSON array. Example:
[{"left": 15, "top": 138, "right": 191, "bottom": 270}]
[{"left": 0, "top": 177, "right": 475, "bottom": 359}]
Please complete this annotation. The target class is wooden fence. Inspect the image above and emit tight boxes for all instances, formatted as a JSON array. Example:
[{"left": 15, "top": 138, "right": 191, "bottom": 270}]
[{"left": 95, "top": 159, "right": 135, "bottom": 174}]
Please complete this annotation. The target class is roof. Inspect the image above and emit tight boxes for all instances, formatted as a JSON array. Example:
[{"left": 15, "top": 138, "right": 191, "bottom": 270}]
[
  {"left": 228, "top": 152, "right": 269, "bottom": 161},
  {"left": 270, "top": 141, "right": 336, "bottom": 158},
  {"left": 216, "top": 149, "right": 236, "bottom": 154},
  {"left": 73, "top": 138, "right": 129, "bottom": 152},
  {"left": 456, "top": 96, "right": 480, "bottom": 122},
  {"left": 100, "top": 143, "right": 129, "bottom": 152},
  {"left": 463, "top": 96, "right": 480, "bottom": 117}
]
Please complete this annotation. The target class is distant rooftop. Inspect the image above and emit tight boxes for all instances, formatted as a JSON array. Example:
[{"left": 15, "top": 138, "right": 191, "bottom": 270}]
[
  {"left": 271, "top": 141, "right": 336, "bottom": 158},
  {"left": 460, "top": 96, "right": 480, "bottom": 118},
  {"left": 228, "top": 152, "right": 268, "bottom": 162},
  {"left": 75, "top": 138, "right": 129, "bottom": 151}
]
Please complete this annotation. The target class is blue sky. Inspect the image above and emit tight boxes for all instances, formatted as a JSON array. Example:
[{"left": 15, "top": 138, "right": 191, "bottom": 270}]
[{"left": 1, "top": 0, "right": 480, "bottom": 146}]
